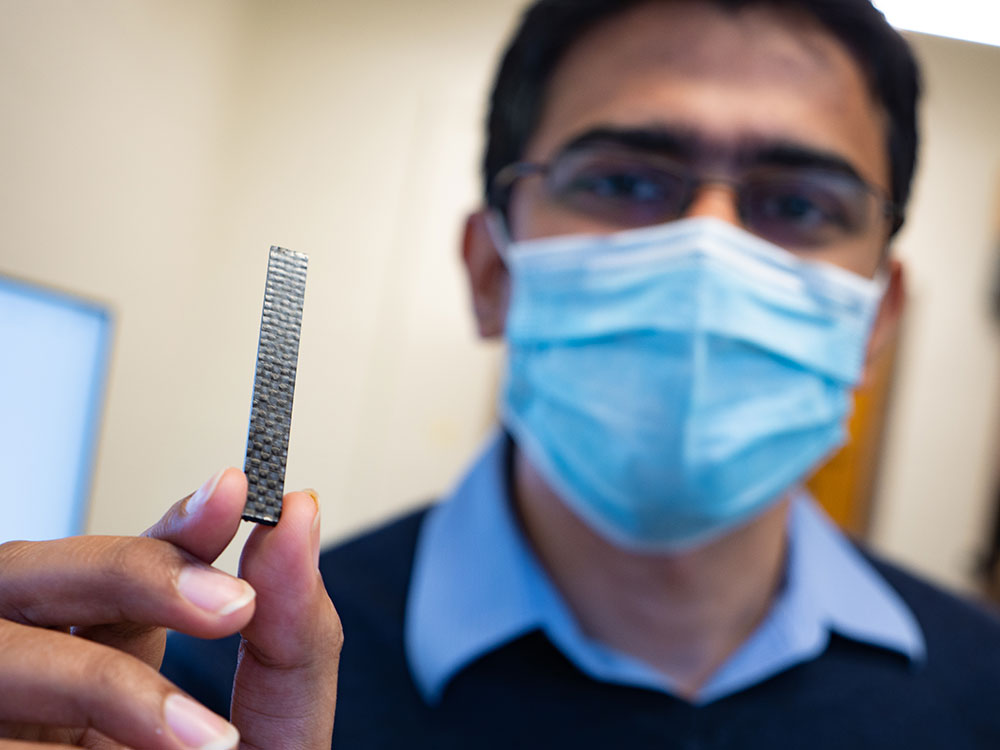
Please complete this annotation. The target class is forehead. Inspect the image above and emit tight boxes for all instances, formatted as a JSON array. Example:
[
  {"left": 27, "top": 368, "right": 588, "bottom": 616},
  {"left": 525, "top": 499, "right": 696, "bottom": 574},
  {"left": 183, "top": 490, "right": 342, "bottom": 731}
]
[{"left": 527, "top": 1, "right": 890, "bottom": 188}]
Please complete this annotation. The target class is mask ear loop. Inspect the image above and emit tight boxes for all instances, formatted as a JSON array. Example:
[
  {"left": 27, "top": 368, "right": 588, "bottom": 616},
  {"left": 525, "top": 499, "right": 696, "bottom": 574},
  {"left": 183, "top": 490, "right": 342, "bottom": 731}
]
[
  {"left": 871, "top": 229, "right": 897, "bottom": 294},
  {"left": 872, "top": 246, "right": 893, "bottom": 299},
  {"left": 484, "top": 210, "right": 513, "bottom": 265},
  {"left": 872, "top": 268, "right": 891, "bottom": 297}
]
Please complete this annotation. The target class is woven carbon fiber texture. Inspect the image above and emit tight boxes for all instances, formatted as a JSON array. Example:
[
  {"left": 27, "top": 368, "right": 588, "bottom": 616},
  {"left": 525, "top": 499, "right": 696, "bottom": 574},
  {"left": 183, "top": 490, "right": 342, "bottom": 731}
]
[{"left": 242, "top": 246, "right": 308, "bottom": 525}]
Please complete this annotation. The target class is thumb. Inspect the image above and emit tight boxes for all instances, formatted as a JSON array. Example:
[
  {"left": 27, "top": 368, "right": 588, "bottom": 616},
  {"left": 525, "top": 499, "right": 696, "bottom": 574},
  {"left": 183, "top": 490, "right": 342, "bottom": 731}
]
[
  {"left": 232, "top": 490, "right": 341, "bottom": 749},
  {"left": 143, "top": 467, "right": 248, "bottom": 564}
]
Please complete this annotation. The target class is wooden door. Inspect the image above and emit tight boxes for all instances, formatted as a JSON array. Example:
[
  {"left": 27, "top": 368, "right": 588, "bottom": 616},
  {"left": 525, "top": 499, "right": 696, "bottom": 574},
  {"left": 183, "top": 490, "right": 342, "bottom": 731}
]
[{"left": 806, "top": 337, "right": 899, "bottom": 538}]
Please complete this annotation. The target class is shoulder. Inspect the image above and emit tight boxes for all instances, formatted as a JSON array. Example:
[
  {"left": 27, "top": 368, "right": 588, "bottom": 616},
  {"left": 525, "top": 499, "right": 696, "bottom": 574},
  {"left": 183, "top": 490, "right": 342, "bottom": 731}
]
[
  {"left": 321, "top": 507, "right": 441, "bottom": 742},
  {"left": 864, "top": 551, "right": 1000, "bottom": 641},
  {"left": 318, "top": 505, "right": 432, "bottom": 640},
  {"left": 861, "top": 550, "right": 1000, "bottom": 696},
  {"left": 319, "top": 505, "right": 430, "bottom": 592}
]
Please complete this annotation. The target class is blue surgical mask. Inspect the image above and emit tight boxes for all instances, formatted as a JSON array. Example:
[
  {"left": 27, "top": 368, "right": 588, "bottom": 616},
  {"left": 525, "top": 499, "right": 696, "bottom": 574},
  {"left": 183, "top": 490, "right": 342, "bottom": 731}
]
[{"left": 497, "top": 217, "right": 885, "bottom": 552}]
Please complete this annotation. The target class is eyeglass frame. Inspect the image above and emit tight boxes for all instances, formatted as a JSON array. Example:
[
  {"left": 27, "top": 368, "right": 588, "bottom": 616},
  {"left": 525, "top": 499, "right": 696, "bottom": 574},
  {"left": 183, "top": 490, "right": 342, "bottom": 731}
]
[{"left": 489, "top": 144, "right": 903, "bottom": 249}]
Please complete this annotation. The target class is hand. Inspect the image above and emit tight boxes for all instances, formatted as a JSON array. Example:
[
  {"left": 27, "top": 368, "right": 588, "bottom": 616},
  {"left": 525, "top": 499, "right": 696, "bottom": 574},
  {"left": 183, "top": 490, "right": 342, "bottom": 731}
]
[{"left": 0, "top": 468, "right": 342, "bottom": 749}]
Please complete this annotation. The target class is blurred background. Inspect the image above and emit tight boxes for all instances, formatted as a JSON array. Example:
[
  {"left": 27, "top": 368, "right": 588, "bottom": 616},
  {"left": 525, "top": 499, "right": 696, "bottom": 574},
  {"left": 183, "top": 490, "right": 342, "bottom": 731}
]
[{"left": 1, "top": 0, "right": 999, "bottom": 593}]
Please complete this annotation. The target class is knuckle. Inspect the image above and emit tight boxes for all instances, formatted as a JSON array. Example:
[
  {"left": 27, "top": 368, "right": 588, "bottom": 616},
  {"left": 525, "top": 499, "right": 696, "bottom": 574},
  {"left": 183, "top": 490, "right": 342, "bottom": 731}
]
[
  {"left": 0, "top": 540, "right": 33, "bottom": 571},
  {"left": 324, "top": 600, "right": 344, "bottom": 652},
  {"left": 0, "top": 541, "right": 48, "bottom": 622},
  {"left": 142, "top": 496, "right": 188, "bottom": 540},
  {"left": 307, "top": 596, "right": 344, "bottom": 661},
  {"left": 106, "top": 538, "right": 145, "bottom": 580},
  {"left": 331, "top": 626, "right": 345, "bottom": 655},
  {"left": 101, "top": 537, "right": 183, "bottom": 590},
  {"left": 84, "top": 641, "right": 155, "bottom": 699},
  {"left": 87, "top": 537, "right": 190, "bottom": 618}
]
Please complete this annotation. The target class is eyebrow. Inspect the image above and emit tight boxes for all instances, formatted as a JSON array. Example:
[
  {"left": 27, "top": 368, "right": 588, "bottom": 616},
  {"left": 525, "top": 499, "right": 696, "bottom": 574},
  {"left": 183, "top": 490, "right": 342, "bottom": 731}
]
[
  {"left": 560, "top": 126, "right": 699, "bottom": 159},
  {"left": 557, "top": 126, "right": 869, "bottom": 184},
  {"left": 748, "top": 143, "right": 866, "bottom": 182}
]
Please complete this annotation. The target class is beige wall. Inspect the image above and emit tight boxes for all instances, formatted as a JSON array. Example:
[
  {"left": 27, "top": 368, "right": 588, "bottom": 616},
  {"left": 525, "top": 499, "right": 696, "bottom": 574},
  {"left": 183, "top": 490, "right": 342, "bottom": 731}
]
[
  {"left": 870, "top": 33, "right": 1000, "bottom": 591},
  {"left": 2, "top": 3, "right": 999, "bottom": 589},
  {"left": 0, "top": 0, "right": 520, "bottom": 574}
]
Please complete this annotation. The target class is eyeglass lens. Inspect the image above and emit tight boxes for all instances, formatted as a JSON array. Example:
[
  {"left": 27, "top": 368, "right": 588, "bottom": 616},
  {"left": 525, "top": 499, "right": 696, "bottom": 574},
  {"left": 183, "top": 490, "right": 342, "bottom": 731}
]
[{"left": 543, "top": 147, "right": 882, "bottom": 248}]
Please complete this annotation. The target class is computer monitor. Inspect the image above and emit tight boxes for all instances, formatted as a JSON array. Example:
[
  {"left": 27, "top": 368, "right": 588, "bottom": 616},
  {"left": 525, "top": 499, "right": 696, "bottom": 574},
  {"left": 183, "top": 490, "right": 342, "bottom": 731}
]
[{"left": 0, "top": 274, "right": 112, "bottom": 543}]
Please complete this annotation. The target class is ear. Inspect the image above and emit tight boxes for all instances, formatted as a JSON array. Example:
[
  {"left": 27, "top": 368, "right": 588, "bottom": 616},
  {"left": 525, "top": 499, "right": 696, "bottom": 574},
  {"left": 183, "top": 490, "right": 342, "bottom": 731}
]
[
  {"left": 862, "top": 258, "right": 906, "bottom": 376},
  {"left": 461, "top": 209, "right": 510, "bottom": 338}
]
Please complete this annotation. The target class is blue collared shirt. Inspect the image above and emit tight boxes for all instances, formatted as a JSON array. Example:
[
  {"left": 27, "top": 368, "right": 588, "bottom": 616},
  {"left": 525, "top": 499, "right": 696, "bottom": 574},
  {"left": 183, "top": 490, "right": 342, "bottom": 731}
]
[{"left": 405, "top": 433, "right": 925, "bottom": 706}]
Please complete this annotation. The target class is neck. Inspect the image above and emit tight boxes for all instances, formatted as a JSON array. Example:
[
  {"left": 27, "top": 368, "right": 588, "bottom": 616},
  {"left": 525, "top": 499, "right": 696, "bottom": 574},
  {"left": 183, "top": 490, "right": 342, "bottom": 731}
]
[{"left": 512, "top": 444, "right": 790, "bottom": 700}]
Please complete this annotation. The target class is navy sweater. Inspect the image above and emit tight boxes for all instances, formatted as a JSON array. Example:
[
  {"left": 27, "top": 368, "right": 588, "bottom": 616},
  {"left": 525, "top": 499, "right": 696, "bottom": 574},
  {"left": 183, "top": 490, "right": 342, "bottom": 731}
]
[{"left": 162, "top": 508, "right": 1000, "bottom": 748}]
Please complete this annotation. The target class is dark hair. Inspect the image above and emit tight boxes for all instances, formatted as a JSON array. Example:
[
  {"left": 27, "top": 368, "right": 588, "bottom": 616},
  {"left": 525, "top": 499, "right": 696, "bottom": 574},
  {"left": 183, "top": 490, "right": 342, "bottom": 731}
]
[{"left": 485, "top": 0, "right": 921, "bottom": 233}]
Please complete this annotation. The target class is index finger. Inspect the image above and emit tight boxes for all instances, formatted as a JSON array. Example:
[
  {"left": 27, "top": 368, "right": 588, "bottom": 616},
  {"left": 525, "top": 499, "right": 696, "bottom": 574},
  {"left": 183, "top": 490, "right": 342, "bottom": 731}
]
[
  {"left": 0, "top": 535, "right": 254, "bottom": 637},
  {"left": 143, "top": 468, "right": 249, "bottom": 565}
]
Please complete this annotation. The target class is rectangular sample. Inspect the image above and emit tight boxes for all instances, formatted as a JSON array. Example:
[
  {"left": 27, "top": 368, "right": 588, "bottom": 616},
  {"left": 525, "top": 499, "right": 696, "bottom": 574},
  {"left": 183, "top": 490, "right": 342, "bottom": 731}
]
[{"left": 242, "top": 246, "right": 308, "bottom": 526}]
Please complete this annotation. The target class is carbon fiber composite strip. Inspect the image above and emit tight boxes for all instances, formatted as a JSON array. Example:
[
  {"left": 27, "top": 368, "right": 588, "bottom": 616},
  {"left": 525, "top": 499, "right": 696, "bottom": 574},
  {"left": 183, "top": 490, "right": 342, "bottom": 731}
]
[{"left": 242, "top": 246, "right": 308, "bottom": 525}]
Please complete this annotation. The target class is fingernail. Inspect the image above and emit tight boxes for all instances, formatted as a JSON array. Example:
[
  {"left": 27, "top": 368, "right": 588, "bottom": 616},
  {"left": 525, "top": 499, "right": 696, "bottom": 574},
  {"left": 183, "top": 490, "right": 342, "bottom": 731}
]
[
  {"left": 305, "top": 488, "right": 320, "bottom": 513},
  {"left": 164, "top": 694, "right": 239, "bottom": 750},
  {"left": 184, "top": 469, "right": 225, "bottom": 517},
  {"left": 177, "top": 567, "right": 256, "bottom": 616},
  {"left": 305, "top": 490, "right": 321, "bottom": 570}
]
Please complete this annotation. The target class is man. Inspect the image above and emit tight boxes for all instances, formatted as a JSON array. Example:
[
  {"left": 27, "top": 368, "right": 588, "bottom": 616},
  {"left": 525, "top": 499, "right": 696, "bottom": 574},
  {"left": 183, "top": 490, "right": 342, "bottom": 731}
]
[{"left": 3, "top": 0, "right": 1000, "bottom": 748}]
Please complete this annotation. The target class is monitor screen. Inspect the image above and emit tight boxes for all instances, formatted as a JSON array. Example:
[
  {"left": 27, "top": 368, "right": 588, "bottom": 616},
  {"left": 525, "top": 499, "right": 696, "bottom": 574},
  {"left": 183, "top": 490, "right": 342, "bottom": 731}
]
[{"left": 0, "top": 274, "right": 112, "bottom": 543}]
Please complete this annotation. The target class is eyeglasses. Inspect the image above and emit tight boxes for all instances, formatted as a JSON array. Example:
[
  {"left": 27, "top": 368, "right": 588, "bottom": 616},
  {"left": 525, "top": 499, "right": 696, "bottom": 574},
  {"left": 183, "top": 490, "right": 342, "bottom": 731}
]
[{"left": 493, "top": 144, "right": 899, "bottom": 249}]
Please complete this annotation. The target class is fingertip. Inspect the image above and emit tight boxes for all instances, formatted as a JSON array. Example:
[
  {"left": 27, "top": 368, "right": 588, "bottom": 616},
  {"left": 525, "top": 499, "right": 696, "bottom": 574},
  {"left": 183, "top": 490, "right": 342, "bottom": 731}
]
[
  {"left": 182, "top": 468, "right": 245, "bottom": 519},
  {"left": 219, "top": 466, "right": 247, "bottom": 495},
  {"left": 239, "top": 491, "right": 319, "bottom": 588},
  {"left": 177, "top": 566, "right": 257, "bottom": 617},
  {"left": 302, "top": 490, "right": 322, "bottom": 570},
  {"left": 146, "top": 468, "right": 248, "bottom": 563},
  {"left": 183, "top": 469, "right": 225, "bottom": 517},
  {"left": 164, "top": 693, "right": 240, "bottom": 750},
  {"left": 283, "top": 490, "right": 321, "bottom": 533},
  {"left": 252, "top": 491, "right": 318, "bottom": 545},
  {"left": 214, "top": 467, "right": 249, "bottom": 505}
]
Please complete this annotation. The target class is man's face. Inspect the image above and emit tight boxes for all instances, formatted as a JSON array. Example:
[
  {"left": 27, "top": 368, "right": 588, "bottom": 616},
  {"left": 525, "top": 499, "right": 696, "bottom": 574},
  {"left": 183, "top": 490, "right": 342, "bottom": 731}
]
[{"left": 505, "top": 1, "right": 893, "bottom": 278}]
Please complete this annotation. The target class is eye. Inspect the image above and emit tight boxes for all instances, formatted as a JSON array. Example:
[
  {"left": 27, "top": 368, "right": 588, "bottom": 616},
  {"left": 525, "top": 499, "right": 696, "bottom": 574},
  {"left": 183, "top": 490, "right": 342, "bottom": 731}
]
[
  {"left": 566, "top": 169, "right": 671, "bottom": 203},
  {"left": 755, "top": 188, "right": 846, "bottom": 228},
  {"left": 545, "top": 151, "right": 690, "bottom": 228},
  {"left": 744, "top": 173, "right": 867, "bottom": 246}
]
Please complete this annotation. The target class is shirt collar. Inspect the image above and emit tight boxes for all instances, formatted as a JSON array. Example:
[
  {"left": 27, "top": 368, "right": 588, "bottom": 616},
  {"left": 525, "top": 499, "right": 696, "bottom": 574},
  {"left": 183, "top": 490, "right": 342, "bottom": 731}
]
[
  {"left": 405, "top": 432, "right": 925, "bottom": 705},
  {"left": 405, "top": 432, "right": 546, "bottom": 704},
  {"left": 699, "top": 494, "right": 926, "bottom": 701}
]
